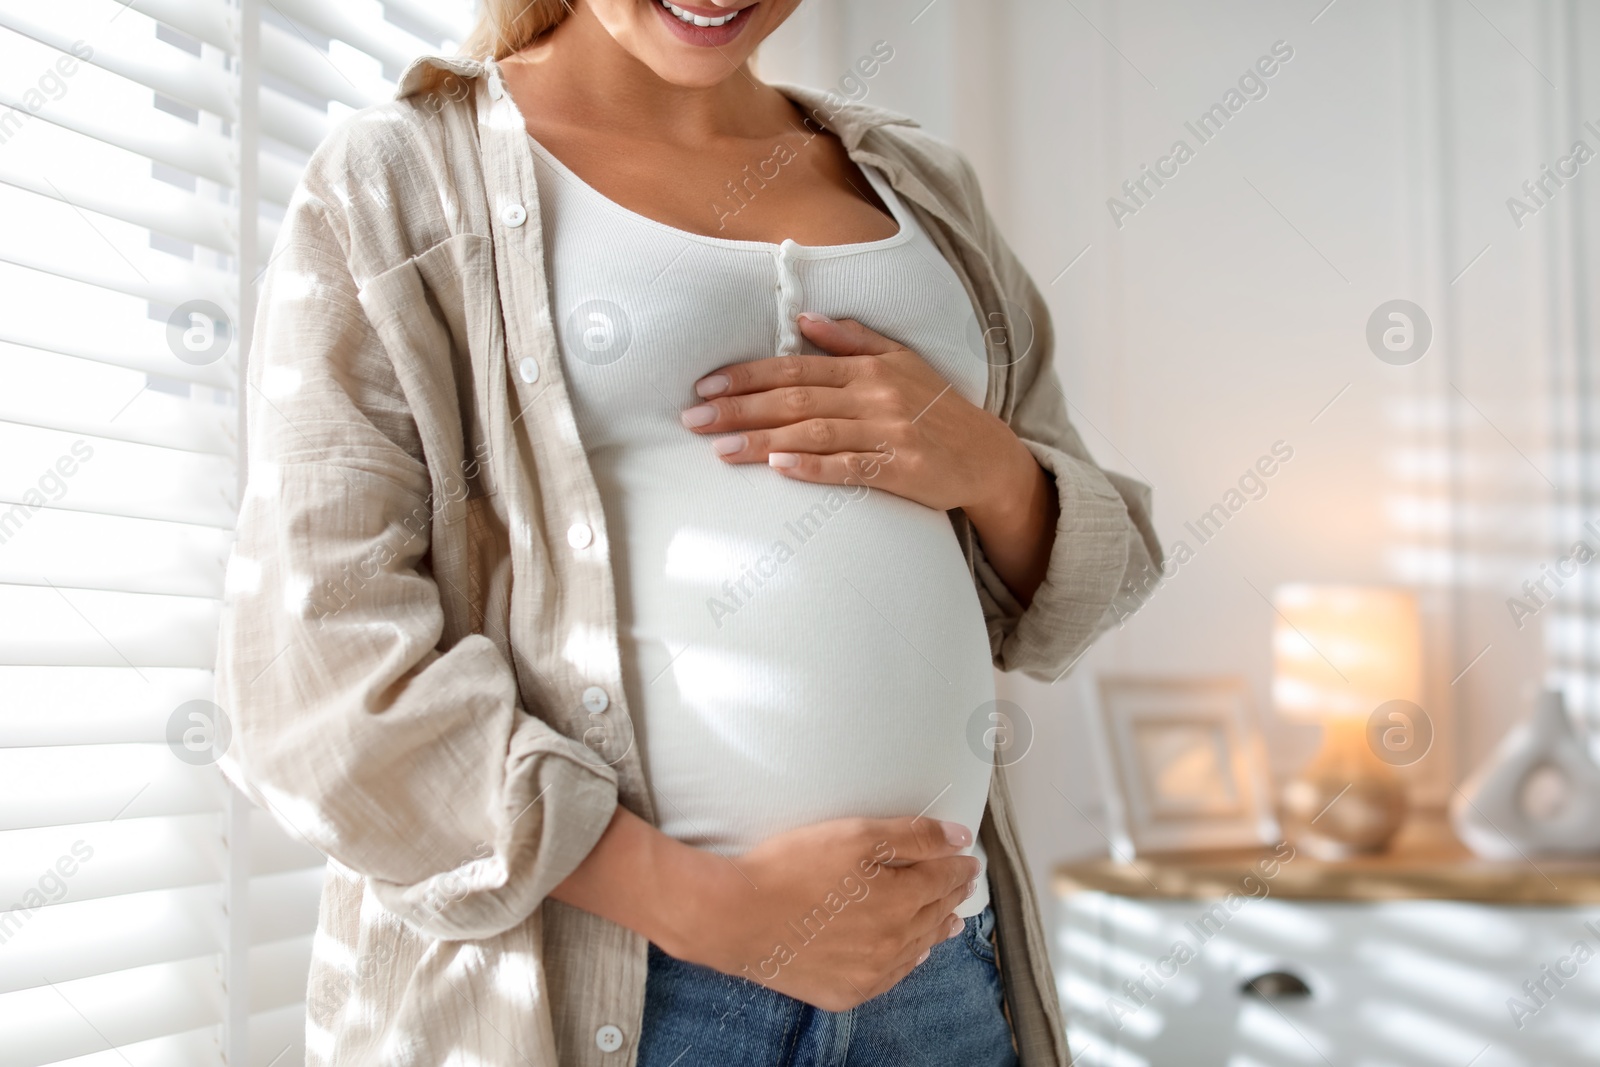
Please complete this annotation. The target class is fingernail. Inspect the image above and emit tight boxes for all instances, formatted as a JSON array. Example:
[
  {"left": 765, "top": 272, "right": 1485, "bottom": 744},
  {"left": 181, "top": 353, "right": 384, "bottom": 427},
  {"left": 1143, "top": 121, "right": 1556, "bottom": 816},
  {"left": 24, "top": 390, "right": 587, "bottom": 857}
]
[
  {"left": 712, "top": 434, "right": 745, "bottom": 455},
  {"left": 946, "top": 916, "right": 963, "bottom": 939},
  {"left": 696, "top": 374, "right": 730, "bottom": 398},
  {"left": 965, "top": 878, "right": 978, "bottom": 898},
  {"left": 680, "top": 405, "right": 717, "bottom": 428},
  {"left": 940, "top": 821, "right": 972, "bottom": 847},
  {"left": 915, "top": 949, "right": 930, "bottom": 965},
  {"left": 797, "top": 311, "right": 832, "bottom": 325},
  {"left": 768, "top": 452, "right": 799, "bottom": 469}
]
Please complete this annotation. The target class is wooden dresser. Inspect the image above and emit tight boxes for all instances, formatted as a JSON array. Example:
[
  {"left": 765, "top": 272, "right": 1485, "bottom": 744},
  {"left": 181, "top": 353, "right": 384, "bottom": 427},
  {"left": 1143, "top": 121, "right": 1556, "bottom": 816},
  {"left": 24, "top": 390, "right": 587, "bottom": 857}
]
[{"left": 1053, "top": 835, "right": 1600, "bottom": 1066}]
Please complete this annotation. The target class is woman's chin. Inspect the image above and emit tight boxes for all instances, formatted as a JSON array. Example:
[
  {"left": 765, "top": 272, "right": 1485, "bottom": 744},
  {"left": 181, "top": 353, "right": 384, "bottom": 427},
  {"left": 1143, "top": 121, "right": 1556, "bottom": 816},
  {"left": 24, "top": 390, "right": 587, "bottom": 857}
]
[{"left": 632, "top": 52, "right": 758, "bottom": 90}]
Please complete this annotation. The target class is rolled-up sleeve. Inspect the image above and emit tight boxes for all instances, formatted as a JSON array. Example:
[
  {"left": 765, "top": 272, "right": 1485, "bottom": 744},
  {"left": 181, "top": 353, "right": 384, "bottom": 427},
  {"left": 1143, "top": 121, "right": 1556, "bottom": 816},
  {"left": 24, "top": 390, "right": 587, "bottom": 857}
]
[
  {"left": 957, "top": 161, "right": 1164, "bottom": 683},
  {"left": 215, "top": 183, "right": 617, "bottom": 942}
]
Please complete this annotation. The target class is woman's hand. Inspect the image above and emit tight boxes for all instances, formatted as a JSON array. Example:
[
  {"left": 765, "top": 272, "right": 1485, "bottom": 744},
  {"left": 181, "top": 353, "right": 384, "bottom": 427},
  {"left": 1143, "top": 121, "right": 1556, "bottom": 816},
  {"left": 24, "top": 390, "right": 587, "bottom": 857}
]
[
  {"left": 681, "top": 314, "right": 1061, "bottom": 604},
  {"left": 682, "top": 314, "right": 1027, "bottom": 513},
  {"left": 670, "top": 815, "right": 981, "bottom": 1011},
  {"left": 551, "top": 808, "right": 979, "bottom": 1013}
]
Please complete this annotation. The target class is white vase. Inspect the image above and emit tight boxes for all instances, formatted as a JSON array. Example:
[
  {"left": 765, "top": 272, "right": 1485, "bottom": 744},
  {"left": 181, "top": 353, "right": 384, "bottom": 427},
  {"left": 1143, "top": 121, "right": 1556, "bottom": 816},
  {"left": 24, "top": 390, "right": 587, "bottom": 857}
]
[{"left": 1451, "top": 689, "right": 1600, "bottom": 858}]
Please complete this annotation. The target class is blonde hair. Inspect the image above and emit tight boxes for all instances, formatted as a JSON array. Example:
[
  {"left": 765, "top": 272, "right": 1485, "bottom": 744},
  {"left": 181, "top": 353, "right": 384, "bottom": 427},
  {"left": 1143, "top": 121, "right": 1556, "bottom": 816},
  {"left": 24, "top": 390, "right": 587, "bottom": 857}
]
[{"left": 461, "top": 0, "right": 575, "bottom": 60}]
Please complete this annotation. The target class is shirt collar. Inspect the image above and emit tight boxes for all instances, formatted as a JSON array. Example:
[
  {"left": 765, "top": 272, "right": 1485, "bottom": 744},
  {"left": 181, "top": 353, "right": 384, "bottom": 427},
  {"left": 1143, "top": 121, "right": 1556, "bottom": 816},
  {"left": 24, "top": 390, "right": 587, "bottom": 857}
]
[
  {"left": 395, "top": 54, "right": 920, "bottom": 150},
  {"left": 395, "top": 53, "right": 488, "bottom": 97}
]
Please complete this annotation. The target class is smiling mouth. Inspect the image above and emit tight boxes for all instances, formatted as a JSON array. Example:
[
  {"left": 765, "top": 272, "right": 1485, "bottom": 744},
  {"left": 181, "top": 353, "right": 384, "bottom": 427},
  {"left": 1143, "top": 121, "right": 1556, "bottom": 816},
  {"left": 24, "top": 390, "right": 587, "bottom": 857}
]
[{"left": 658, "top": 0, "right": 743, "bottom": 27}]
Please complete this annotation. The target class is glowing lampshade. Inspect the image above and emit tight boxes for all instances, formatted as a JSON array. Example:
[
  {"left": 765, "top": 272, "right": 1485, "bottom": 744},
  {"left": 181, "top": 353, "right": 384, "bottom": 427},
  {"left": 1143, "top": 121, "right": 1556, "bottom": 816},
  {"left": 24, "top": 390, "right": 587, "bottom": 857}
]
[{"left": 1272, "top": 584, "right": 1422, "bottom": 722}]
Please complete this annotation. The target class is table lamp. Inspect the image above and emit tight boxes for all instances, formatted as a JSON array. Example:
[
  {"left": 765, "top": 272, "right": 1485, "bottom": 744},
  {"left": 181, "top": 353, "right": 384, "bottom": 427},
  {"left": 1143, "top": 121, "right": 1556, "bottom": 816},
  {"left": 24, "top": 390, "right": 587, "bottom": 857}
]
[{"left": 1273, "top": 584, "right": 1423, "bottom": 859}]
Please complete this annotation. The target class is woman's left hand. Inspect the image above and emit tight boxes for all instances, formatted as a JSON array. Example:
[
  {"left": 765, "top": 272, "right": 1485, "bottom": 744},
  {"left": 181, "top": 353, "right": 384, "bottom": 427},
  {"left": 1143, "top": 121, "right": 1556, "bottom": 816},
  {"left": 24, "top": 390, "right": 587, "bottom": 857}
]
[
  {"left": 680, "top": 313, "right": 1061, "bottom": 605},
  {"left": 681, "top": 313, "right": 1035, "bottom": 517}
]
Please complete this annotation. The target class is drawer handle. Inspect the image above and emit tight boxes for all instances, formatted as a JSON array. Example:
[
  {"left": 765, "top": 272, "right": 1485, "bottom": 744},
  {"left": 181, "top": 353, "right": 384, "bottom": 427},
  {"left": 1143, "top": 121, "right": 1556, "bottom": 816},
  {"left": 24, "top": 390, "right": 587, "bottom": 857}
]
[{"left": 1241, "top": 971, "right": 1312, "bottom": 999}]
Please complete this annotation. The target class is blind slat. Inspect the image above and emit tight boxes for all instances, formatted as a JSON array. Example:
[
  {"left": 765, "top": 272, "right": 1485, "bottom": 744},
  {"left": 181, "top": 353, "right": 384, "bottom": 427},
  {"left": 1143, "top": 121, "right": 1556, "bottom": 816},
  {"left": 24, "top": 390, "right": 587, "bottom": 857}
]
[
  {"left": 118, "top": 0, "right": 397, "bottom": 109},
  {"left": 270, "top": 0, "right": 433, "bottom": 78},
  {"left": 382, "top": 0, "right": 473, "bottom": 48},
  {"left": 0, "top": 85, "right": 235, "bottom": 187},
  {"left": 262, "top": 22, "right": 390, "bottom": 111},
  {"left": 0, "top": 585, "right": 221, "bottom": 669},
  {"left": 0, "top": 509, "right": 231, "bottom": 602},
  {"left": 0, "top": 424, "right": 237, "bottom": 530},
  {"left": 0, "top": 247, "right": 234, "bottom": 319},
  {"left": 0, "top": 154, "right": 234, "bottom": 254},
  {"left": 0, "top": 407, "right": 234, "bottom": 459},
  {"left": 0, "top": 88, "right": 303, "bottom": 205},
  {"left": 0, "top": 343, "right": 236, "bottom": 456},
  {"left": 0, "top": 179, "right": 234, "bottom": 296},
  {"left": 20, "top": 1024, "right": 220, "bottom": 1067},
  {"left": 0, "top": 884, "right": 222, "bottom": 997},
  {"left": 0, "top": 814, "right": 222, "bottom": 905},
  {"left": 0, "top": 10, "right": 236, "bottom": 120},
  {"left": 4, "top": 24, "right": 337, "bottom": 157},
  {"left": 0, "top": 666, "right": 214, "bottom": 747},
  {"left": 0, "top": 955, "right": 222, "bottom": 1067},
  {"left": 114, "top": 0, "right": 234, "bottom": 57},
  {"left": 0, "top": 328, "right": 234, "bottom": 391},
  {"left": 0, "top": 746, "right": 225, "bottom": 832}
]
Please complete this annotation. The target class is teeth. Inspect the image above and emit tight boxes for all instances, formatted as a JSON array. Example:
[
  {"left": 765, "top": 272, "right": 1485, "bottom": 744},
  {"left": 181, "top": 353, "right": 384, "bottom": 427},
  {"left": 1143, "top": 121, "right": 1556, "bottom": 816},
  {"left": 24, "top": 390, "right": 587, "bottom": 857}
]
[{"left": 661, "top": 0, "right": 739, "bottom": 27}]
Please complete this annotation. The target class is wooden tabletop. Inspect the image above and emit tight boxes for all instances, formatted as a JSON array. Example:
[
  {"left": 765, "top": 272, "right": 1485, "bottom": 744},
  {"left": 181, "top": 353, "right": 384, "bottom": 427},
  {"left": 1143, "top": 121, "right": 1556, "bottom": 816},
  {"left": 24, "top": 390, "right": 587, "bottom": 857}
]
[{"left": 1054, "top": 838, "right": 1600, "bottom": 905}]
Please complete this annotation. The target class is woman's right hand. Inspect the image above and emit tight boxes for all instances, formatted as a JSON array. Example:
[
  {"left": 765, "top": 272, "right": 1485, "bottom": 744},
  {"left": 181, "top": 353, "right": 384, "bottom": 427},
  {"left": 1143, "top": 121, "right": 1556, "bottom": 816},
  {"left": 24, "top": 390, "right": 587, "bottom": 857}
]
[{"left": 658, "top": 816, "right": 982, "bottom": 1012}]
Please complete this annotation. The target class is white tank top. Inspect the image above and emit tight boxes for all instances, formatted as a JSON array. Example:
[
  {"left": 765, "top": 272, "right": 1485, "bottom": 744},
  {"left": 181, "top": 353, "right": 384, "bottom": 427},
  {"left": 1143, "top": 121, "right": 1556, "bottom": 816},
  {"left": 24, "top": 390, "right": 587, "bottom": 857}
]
[{"left": 531, "top": 134, "right": 997, "bottom": 915}]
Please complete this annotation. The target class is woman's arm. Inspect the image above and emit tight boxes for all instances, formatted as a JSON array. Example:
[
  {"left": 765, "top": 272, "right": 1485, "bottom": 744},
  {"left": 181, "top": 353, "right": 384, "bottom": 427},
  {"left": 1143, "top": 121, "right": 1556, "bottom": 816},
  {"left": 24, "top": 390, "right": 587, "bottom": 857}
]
[
  {"left": 951, "top": 152, "right": 1164, "bottom": 674},
  {"left": 960, "top": 441, "right": 1060, "bottom": 607},
  {"left": 551, "top": 807, "right": 981, "bottom": 1013},
  {"left": 217, "top": 125, "right": 620, "bottom": 943}
]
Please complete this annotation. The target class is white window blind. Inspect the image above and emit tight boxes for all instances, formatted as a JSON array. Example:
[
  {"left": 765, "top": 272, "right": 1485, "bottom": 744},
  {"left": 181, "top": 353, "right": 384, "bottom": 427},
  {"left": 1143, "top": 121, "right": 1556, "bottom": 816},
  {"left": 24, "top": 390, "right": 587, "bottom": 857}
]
[
  {"left": 0, "top": 2, "right": 471, "bottom": 1064},
  {"left": 1543, "top": 5, "right": 1600, "bottom": 744}
]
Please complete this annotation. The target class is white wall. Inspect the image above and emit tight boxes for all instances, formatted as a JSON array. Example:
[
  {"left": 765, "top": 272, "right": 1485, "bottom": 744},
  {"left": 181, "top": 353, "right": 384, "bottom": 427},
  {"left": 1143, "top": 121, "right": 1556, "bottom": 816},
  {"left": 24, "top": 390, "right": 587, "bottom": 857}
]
[{"left": 762, "top": 0, "right": 1593, "bottom": 902}]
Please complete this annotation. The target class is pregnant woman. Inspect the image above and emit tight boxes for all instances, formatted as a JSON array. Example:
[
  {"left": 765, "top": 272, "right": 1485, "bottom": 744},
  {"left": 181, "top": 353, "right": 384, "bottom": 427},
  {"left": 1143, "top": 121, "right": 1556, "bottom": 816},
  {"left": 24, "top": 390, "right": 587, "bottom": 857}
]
[{"left": 216, "top": 1, "right": 1158, "bottom": 1064}]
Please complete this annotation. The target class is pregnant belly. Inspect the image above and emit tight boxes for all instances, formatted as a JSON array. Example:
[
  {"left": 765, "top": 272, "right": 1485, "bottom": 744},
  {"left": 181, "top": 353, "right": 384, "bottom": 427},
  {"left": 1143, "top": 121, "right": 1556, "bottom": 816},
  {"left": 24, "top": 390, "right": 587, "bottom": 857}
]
[{"left": 597, "top": 446, "right": 998, "bottom": 859}]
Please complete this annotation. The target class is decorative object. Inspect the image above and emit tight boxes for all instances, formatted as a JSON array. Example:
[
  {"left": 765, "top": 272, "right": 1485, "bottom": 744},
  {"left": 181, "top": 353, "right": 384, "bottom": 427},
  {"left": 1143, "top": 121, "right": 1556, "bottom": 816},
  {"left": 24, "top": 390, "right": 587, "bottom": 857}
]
[
  {"left": 1452, "top": 688, "right": 1600, "bottom": 858},
  {"left": 1089, "top": 676, "right": 1279, "bottom": 856},
  {"left": 1273, "top": 585, "right": 1423, "bottom": 859}
]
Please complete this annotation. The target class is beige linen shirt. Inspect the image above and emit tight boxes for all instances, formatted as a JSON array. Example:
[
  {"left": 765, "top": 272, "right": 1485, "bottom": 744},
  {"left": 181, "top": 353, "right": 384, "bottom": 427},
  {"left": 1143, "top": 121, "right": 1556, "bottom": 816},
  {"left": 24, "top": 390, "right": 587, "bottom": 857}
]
[{"left": 216, "top": 53, "right": 1159, "bottom": 1067}]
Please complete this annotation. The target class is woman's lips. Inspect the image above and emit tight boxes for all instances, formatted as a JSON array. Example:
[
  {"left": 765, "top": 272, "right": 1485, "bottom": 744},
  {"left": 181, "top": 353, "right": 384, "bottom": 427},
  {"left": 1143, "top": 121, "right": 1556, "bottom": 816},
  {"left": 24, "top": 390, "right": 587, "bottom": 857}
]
[{"left": 652, "top": 0, "right": 755, "bottom": 47}]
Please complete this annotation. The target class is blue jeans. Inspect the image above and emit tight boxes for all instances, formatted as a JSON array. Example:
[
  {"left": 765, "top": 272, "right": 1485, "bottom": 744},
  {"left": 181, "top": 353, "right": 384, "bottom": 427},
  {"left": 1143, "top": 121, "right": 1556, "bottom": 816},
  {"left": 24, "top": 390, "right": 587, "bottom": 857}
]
[{"left": 638, "top": 904, "right": 1019, "bottom": 1067}]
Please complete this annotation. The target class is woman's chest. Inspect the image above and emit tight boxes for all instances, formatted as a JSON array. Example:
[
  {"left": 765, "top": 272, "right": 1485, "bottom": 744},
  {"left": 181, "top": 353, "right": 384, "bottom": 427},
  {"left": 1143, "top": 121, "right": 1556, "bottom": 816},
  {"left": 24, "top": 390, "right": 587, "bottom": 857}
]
[
  {"left": 535, "top": 193, "right": 990, "bottom": 453},
  {"left": 521, "top": 125, "right": 899, "bottom": 246}
]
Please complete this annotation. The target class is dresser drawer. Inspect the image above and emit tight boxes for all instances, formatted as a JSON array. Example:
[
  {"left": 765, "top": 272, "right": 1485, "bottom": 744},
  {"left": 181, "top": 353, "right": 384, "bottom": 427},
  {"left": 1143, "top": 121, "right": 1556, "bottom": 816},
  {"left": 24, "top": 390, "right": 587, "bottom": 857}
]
[{"left": 1058, "top": 892, "right": 1600, "bottom": 1066}]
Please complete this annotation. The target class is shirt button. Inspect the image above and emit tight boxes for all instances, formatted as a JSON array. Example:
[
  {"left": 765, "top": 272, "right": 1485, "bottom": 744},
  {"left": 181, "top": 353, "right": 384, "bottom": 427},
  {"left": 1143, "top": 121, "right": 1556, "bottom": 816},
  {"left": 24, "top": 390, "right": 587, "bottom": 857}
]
[
  {"left": 518, "top": 356, "right": 539, "bottom": 383},
  {"left": 567, "top": 522, "right": 593, "bottom": 550},
  {"left": 595, "top": 1024, "right": 624, "bottom": 1053},
  {"left": 582, "top": 686, "right": 609, "bottom": 713},
  {"left": 502, "top": 203, "right": 528, "bottom": 227}
]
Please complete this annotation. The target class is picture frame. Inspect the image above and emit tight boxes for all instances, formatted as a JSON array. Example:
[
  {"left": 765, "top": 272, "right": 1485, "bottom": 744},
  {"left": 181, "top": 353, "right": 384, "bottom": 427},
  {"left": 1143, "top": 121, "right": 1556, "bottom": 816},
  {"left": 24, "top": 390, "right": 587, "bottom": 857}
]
[{"left": 1088, "top": 675, "right": 1279, "bottom": 856}]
